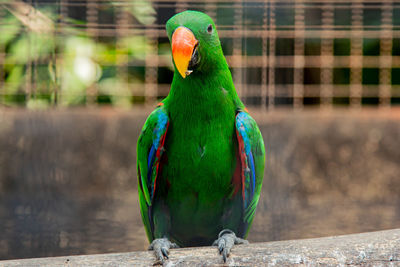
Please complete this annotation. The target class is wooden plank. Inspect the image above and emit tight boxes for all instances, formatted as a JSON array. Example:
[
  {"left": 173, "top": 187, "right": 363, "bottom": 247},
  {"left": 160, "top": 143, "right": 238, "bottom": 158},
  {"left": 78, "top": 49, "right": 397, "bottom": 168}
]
[{"left": 1, "top": 228, "right": 399, "bottom": 266}]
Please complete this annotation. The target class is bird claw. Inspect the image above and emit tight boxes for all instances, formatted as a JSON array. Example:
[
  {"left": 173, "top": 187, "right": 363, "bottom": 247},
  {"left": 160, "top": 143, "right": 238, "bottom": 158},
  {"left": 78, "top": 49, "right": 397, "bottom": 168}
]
[
  {"left": 149, "top": 238, "right": 179, "bottom": 264},
  {"left": 212, "top": 229, "right": 249, "bottom": 262}
]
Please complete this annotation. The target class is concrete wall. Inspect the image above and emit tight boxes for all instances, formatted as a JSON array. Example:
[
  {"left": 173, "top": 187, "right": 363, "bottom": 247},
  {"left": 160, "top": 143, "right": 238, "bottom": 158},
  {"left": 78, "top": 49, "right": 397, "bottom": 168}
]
[{"left": 0, "top": 108, "right": 399, "bottom": 260}]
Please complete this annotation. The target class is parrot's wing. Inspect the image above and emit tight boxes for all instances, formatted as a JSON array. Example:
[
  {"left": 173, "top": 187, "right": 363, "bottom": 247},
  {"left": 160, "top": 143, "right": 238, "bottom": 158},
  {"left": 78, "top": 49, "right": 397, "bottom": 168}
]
[
  {"left": 235, "top": 110, "right": 265, "bottom": 237},
  {"left": 137, "top": 104, "right": 169, "bottom": 241}
]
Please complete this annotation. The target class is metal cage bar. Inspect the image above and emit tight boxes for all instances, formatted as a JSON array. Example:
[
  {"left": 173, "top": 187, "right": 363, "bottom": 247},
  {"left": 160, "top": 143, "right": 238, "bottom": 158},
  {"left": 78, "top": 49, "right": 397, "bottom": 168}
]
[
  {"left": 379, "top": 0, "right": 393, "bottom": 108},
  {"left": 350, "top": 0, "right": 363, "bottom": 108},
  {"left": 268, "top": 1, "right": 276, "bottom": 110},
  {"left": 86, "top": 0, "right": 98, "bottom": 106},
  {"left": 294, "top": 1, "right": 305, "bottom": 109},
  {"left": 321, "top": 2, "right": 334, "bottom": 108}
]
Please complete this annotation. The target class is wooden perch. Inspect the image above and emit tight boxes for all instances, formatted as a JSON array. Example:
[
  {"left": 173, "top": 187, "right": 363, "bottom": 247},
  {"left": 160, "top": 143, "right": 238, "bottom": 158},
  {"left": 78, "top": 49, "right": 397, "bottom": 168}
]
[{"left": 1, "top": 228, "right": 399, "bottom": 266}]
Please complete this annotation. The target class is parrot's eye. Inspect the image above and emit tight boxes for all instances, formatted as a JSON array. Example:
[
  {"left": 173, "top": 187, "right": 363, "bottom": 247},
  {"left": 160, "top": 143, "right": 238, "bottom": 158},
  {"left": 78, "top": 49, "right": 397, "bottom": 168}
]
[{"left": 207, "top": 24, "right": 213, "bottom": 34}]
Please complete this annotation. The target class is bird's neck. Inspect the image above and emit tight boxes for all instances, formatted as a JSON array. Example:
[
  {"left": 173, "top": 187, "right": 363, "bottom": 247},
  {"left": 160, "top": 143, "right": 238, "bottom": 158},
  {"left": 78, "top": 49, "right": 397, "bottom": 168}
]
[{"left": 164, "top": 66, "right": 243, "bottom": 119}]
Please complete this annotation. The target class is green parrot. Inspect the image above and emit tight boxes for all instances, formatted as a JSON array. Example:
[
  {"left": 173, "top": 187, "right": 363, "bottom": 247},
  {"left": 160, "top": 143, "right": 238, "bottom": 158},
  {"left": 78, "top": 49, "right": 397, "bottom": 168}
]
[{"left": 137, "top": 10, "right": 265, "bottom": 263}]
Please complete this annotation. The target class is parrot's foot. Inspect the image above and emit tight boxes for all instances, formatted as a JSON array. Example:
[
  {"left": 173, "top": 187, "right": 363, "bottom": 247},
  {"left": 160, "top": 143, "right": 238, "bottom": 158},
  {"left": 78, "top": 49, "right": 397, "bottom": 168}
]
[
  {"left": 148, "top": 238, "right": 179, "bottom": 265},
  {"left": 212, "top": 229, "right": 249, "bottom": 263}
]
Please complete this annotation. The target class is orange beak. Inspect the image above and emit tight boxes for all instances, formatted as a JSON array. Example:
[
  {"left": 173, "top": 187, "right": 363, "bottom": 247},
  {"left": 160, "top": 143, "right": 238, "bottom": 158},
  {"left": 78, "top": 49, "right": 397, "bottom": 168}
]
[{"left": 171, "top": 26, "right": 198, "bottom": 78}]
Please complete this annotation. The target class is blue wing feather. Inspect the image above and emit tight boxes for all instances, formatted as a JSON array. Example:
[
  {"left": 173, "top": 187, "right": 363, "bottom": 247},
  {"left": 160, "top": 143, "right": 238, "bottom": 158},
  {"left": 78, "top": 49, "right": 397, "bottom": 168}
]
[
  {"left": 236, "top": 111, "right": 257, "bottom": 209},
  {"left": 235, "top": 110, "right": 265, "bottom": 237},
  {"left": 249, "top": 151, "right": 256, "bottom": 196},
  {"left": 147, "top": 145, "right": 156, "bottom": 184},
  {"left": 137, "top": 104, "right": 169, "bottom": 241}
]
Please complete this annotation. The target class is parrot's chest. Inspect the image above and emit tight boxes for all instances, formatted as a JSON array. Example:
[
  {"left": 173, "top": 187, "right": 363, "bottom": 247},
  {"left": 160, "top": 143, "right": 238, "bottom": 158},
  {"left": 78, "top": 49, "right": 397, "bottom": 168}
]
[
  {"left": 155, "top": 115, "right": 239, "bottom": 245},
  {"left": 161, "top": 114, "right": 237, "bottom": 200}
]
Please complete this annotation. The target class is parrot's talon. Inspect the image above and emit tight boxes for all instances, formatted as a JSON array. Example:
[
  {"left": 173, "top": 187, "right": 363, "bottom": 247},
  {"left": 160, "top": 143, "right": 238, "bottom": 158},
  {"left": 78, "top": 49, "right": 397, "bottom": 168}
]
[
  {"left": 161, "top": 247, "right": 169, "bottom": 258},
  {"left": 223, "top": 250, "right": 228, "bottom": 262},
  {"left": 212, "top": 229, "right": 248, "bottom": 263},
  {"left": 149, "top": 238, "right": 178, "bottom": 264},
  {"left": 218, "top": 242, "right": 224, "bottom": 254}
]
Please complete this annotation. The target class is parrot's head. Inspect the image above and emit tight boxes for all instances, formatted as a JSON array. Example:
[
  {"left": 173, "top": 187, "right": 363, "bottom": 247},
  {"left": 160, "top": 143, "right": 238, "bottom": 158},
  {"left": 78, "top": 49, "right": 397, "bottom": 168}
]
[{"left": 166, "top": 11, "right": 225, "bottom": 79}]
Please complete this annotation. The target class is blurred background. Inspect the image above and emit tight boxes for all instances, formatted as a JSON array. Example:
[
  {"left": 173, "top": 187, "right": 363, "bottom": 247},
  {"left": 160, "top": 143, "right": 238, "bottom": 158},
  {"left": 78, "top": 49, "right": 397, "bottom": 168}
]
[
  {"left": 1, "top": 0, "right": 400, "bottom": 261},
  {"left": 2, "top": 0, "right": 400, "bottom": 108}
]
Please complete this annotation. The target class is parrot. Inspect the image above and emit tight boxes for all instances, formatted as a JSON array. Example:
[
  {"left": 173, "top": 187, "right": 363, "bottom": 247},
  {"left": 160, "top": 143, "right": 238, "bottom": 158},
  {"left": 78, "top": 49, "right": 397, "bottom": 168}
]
[{"left": 137, "top": 10, "right": 265, "bottom": 264}]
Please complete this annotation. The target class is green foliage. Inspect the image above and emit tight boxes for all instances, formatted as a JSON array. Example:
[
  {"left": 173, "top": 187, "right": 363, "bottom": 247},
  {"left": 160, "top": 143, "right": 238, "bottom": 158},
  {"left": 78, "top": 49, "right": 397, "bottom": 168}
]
[
  {"left": 117, "top": 0, "right": 156, "bottom": 25},
  {"left": 0, "top": 0, "right": 159, "bottom": 108}
]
